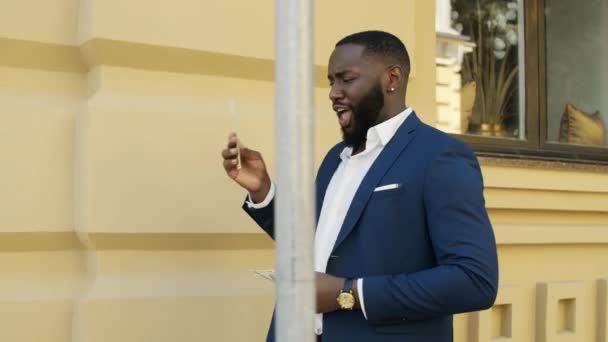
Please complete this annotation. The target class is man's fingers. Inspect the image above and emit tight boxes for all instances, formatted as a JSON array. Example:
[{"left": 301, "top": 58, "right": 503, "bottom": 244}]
[
  {"left": 224, "top": 133, "right": 262, "bottom": 162},
  {"left": 228, "top": 133, "right": 239, "bottom": 146},
  {"left": 225, "top": 140, "right": 238, "bottom": 150},
  {"left": 221, "top": 147, "right": 239, "bottom": 160},
  {"left": 240, "top": 147, "right": 261, "bottom": 160},
  {"left": 223, "top": 159, "right": 239, "bottom": 173}
]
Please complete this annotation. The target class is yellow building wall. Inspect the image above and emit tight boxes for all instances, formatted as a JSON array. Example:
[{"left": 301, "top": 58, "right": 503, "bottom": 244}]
[{"left": 1, "top": 1, "right": 607, "bottom": 341}]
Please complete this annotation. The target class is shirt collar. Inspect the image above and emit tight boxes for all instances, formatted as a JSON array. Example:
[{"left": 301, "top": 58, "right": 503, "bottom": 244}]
[
  {"left": 369, "top": 107, "right": 413, "bottom": 146},
  {"left": 340, "top": 107, "right": 413, "bottom": 160}
]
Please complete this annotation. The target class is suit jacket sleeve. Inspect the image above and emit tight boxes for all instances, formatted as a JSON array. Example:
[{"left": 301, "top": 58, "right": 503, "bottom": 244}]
[
  {"left": 362, "top": 141, "right": 499, "bottom": 322},
  {"left": 242, "top": 197, "right": 276, "bottom": 240},
  {"left": 241, "top": 142, "right": 342, "bottom": 241}
]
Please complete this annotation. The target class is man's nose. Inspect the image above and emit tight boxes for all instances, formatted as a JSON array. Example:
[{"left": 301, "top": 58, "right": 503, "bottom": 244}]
[{"left": 329, "top": 85, "right": 343, "bottom": 102}]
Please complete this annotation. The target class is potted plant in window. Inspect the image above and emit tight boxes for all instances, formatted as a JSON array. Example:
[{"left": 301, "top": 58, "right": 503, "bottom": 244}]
[{"left": 451, "top": 0, "right": 520, "bottom": 136}]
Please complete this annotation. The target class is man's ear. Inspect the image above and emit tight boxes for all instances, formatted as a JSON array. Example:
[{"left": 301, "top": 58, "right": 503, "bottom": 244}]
[{"left": 386, "top": 65, "right": 403, "bottom": 91}]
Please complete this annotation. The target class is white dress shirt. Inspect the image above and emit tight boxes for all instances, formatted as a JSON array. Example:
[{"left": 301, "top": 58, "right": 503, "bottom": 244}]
[{"left": 246, "top": 107, "right": 413, "bottom": 335}]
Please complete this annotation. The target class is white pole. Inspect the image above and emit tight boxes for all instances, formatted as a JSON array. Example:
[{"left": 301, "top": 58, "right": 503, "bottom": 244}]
[{"left": 274, "top": 0, "right": 316, "bottom": 341}]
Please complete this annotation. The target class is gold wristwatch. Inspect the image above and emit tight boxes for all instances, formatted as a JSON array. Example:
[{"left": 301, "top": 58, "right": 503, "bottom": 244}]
[{"left": 336, "top": 278, "right": 356, "bottom": 310}]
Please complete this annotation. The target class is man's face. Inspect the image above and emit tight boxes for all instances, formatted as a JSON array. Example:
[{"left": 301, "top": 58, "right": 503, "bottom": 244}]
[{"left": 328, "top": 44, "right": 386, "bottom": 149}]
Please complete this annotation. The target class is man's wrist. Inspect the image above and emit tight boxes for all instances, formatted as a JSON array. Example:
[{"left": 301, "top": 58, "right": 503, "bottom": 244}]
[
  {"left": 336, "top": 277, "right": 360, "bottom": 310},
  {"left": 250, "top": 178, "right": 271, "bottom": 203}
]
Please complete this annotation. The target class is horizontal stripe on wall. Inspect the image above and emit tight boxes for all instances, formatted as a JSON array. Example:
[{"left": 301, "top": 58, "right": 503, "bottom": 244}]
[
  {"left": 1, "top": 225, "right": 607, "bottom": 252},
  {"left": 0, "top": 37, "right": 86, "bottom": 72},
  {"left": 0, "top": 38, "right": 331, "bottom": 87}
]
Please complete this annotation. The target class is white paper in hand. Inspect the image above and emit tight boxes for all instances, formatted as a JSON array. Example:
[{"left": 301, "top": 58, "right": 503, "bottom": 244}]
[
  {"left": 251, "top": 269, "right": 276, "bottom": 282},
  {"left": 229, "top": 99, "right": 242, "bottom": 170}
]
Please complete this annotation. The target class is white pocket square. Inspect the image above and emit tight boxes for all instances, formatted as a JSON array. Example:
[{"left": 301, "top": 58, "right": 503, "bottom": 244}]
[{"left": 373, "top": 183, "right": 401, "bottom": 192}]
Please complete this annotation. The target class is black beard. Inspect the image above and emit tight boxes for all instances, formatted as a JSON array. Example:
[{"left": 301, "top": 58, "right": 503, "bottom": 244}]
[{"left": 342, "top": 81, "right": 385, "bottom": 149}]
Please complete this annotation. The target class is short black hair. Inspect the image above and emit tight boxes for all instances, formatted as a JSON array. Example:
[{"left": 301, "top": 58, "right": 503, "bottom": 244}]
[{"left": 336, "top": 30, "right": 410, "bottom": 76}]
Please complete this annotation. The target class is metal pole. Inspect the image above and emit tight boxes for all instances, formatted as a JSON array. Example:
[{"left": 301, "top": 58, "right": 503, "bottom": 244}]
[{"left": 275, "top": 0, "right": 315, "bottom": 341}]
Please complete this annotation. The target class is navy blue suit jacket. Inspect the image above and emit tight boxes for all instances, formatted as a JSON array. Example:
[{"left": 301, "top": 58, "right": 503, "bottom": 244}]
[{"left": 243, "top": 113, "right": 499, "bottom": 342}]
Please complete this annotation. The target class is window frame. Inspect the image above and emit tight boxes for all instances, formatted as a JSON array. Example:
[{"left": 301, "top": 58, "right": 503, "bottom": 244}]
[{"left": 452, "top": 0, "right": 608, "bottom": 164}]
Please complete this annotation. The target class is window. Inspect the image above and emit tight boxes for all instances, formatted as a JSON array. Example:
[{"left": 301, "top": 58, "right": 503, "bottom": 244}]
[{"left": 435, "top": 0, "right": 608, "bottom": 163}]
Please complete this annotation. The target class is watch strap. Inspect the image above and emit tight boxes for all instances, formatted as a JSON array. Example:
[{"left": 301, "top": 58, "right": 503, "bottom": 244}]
[{"left": 342, "top": 278, "right": 354, "bottom": 293}]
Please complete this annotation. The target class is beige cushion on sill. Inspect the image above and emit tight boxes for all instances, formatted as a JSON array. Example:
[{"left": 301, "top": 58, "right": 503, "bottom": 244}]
[
  {"left": 559, "top": 102, "right": 606, "bottom": 146},
  {"left": 460, "top": 81, "right": 476, "bottom": 132}
]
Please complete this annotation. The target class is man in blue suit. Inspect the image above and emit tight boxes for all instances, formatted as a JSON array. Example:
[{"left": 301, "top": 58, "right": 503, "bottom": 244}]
[{"left": 222, "top": 31, "right": 498, "bottom": 341}]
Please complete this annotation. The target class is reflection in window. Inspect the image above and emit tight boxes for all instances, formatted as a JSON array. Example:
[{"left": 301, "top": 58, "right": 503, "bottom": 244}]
[
  {"left": 435, "top": 0, "right": 524, "bottom": 139},
  {"left": 546, "top": 0, "right": 608, "bottom": 147}
]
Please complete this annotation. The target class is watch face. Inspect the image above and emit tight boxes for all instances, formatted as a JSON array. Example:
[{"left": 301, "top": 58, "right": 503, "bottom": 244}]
[{"left": 337, "top": 292, "right": 355, "bottom": 309}]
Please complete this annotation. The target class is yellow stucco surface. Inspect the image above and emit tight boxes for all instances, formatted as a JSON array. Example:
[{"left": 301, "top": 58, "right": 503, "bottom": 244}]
[{"left": 1, "top": 0, "right": 607, "bottom": 341}]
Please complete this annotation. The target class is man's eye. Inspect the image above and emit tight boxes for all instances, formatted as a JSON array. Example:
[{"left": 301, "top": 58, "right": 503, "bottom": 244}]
[{"left": 343, "top": 78, "right": 355, "bottom": 83}]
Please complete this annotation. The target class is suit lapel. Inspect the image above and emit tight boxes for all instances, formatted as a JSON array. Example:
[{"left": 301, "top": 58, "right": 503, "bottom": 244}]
[{"left": 331, "top": 113, "right": 421, "bottom": 253}]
